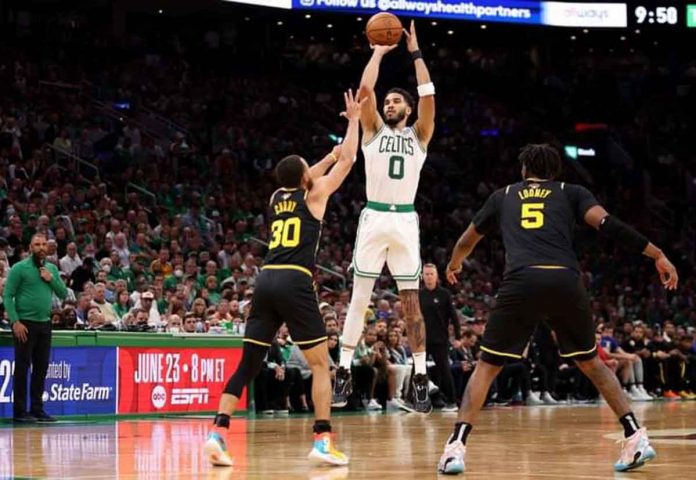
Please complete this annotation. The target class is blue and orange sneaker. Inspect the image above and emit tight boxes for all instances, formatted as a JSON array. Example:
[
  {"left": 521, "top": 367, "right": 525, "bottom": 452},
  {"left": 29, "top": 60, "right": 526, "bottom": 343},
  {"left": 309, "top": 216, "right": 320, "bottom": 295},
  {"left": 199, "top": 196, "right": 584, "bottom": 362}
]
[
  {"left": 307, "top": 432, "right": 349, "bottom": 466},
  {"left": 204, "top": 431, "right": 234, "bottom": 467}
]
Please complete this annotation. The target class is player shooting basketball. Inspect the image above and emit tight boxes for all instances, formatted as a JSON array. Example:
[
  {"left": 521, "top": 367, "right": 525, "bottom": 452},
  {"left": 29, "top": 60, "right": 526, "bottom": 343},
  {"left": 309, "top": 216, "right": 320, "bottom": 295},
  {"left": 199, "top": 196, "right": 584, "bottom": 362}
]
[{"left": 333, "top": 21, "right": 436, "bottom": 414}]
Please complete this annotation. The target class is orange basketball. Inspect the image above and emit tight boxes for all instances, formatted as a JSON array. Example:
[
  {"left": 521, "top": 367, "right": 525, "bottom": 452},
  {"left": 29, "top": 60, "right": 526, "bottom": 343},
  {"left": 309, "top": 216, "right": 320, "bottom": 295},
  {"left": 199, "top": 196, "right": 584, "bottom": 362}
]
[{"left": 365, "top": 12, "right": 403, "bottom": 46}]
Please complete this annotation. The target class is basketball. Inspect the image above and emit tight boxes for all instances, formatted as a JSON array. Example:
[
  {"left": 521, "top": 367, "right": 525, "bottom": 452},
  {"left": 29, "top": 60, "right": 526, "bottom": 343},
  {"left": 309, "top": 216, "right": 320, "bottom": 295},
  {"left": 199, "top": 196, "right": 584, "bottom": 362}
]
[{"left": 365, "top": 12, "right": 403, "bottom": 46}]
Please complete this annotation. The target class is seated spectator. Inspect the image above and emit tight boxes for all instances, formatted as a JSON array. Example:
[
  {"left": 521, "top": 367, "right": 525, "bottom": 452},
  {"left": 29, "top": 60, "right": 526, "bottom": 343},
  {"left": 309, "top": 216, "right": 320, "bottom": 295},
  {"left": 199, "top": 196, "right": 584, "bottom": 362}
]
[
  {"left": 135, "top": 290, "right": 161, "bottom": 327},
  {"left": 450, "top": 329, "right": 477, "bottom": 401},
  {"left": 351, "top": 327, "right": 380, "bottom": 411},
  {"left": 620, "top": 323, "right": 653, "bottom": 400},
  {"left": 191, "top": 297, "right": 208, "bottom": 321},
  {"left": 600, "top": 324, "right": 648, "bottom": 400},
  {"left": 92, "top": 282, "right": 118, "bottom": 326},
  {"left": 85, "top": 307, "right": 109, "bottom": 330},
  {"left": 124, "top": 308, "right": 152, "bottom": 332},
  {"left": 386, "top": 327, "right": 411, "bottom": 409},
  {"left": 166, "top": 314, "right": 182, "bottom": 333},
  {"left": 182, "top": 312, "right": 197, "bottom": 333},
  {"left": 113, "top": 287, "right": 132, "bottom": 320},
  {"left": 646, "top": 329, "right": 683, "bottom": 399}
]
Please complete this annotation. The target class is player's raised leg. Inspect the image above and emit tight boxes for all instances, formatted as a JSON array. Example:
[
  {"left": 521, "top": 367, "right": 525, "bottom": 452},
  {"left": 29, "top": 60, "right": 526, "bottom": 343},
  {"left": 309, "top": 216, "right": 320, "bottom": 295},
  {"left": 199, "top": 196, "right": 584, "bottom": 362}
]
[
  {"left": 333, "top": 275, "right": 377, "bottom": 407},
  {"left": 334, "top": 211, "right": 387, "bottom": 407}
]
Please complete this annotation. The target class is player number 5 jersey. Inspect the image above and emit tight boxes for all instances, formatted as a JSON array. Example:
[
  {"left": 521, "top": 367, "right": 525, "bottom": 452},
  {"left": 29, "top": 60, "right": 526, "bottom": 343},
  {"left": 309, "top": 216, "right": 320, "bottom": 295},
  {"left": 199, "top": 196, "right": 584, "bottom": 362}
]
[{"left": 361, "top": 125, "right": 427, "bottom": 205}]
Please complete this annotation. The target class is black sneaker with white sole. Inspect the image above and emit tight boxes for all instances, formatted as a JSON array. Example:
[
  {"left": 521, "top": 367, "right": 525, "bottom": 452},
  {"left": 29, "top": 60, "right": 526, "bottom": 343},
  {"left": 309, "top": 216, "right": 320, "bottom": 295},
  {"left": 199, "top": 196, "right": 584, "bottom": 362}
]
[
  {"left": 13, "top": 412, "right": 37, "bottom": 423},
  {"left": 32, "top": 411, "right": 57, "bottom": 423},
  {"left": 409, "top": 373, "right": 433, "bottom": 414},
  {"left": 332, "top": 366, "right": 353, "bottom": 408}
]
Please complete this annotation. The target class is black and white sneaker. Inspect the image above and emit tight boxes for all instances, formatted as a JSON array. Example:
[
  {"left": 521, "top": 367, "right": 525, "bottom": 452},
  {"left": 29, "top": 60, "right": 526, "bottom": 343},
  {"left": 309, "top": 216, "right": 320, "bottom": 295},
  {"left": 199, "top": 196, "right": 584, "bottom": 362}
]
[
  {"left": 332, "top": 366, "right": 353, "bottom": 408},
  {"left": 32, "top": 411, "right": 57, "bottom": 423},
  {"left": 409, "top": 373, "right": 433, "bottom": 414},
  {"left": 13, "top": 412, "right": 37, "bottom": 423}
]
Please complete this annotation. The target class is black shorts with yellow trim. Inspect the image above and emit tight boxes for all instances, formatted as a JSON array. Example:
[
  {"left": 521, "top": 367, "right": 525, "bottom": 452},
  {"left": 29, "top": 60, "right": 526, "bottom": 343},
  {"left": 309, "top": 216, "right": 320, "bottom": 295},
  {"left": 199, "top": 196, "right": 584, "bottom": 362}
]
[
  {"left": 480, "top": 267, "right": 597, "bottom": 366},
  {"left": 244, "top": 266, "right": 327, "bottom": 350}
]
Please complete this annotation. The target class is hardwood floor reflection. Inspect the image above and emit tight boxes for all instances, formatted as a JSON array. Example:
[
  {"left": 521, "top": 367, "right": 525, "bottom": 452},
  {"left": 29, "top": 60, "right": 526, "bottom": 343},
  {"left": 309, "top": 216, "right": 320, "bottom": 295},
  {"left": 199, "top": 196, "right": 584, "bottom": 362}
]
[{"left": 3, "top": 402, "right": 695, "bottom": 479}]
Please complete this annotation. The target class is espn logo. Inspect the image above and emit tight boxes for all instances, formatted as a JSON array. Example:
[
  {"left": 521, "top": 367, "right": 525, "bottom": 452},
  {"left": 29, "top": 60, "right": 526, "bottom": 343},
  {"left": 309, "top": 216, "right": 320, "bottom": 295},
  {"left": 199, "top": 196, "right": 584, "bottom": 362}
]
[{"left": 171, "top": 388, "right": 209, "bottom": 405}]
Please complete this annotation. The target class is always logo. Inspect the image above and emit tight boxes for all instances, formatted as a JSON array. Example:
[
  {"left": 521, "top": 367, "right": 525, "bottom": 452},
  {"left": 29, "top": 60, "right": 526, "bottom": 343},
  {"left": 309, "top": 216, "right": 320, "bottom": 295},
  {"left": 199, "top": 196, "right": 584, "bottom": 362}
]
[{"left": 542, "top": 2, "right": 627, "bottom": 28}]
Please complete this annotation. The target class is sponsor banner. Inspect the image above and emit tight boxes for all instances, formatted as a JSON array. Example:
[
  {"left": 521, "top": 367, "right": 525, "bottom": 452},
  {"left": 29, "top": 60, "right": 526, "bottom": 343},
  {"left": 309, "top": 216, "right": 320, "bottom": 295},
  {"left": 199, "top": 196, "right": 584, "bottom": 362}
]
[
  {"left": 222, "top": 0, "right": 292, "bottom": 7},
  {"left": 292, "top": 0, "right": 542, "bottom": 24},
  {"left": 542, "top": 2, "right": 627, "bottom": 27},
  {"left": 0, "top": 347, "right": 117, "bottom": 417},
  {"left": 118, "top": 347, "right": 245, "bottom": 414}
]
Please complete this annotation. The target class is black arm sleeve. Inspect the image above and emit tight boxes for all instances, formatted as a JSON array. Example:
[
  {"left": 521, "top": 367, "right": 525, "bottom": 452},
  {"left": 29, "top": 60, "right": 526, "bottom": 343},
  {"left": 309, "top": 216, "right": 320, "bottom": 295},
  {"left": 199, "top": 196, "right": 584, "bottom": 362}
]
[
  {"left": 472, "top": 189, "right": 503, "bottom": 235},
  {"left": 446, "top": 291, "right": 461, "bottom": 340},
  {"left": 599, "top": 216, "right": 649, "bottom": 253},
  {"left": 564, "top": 183, "right": 599, "bottom": 221}
]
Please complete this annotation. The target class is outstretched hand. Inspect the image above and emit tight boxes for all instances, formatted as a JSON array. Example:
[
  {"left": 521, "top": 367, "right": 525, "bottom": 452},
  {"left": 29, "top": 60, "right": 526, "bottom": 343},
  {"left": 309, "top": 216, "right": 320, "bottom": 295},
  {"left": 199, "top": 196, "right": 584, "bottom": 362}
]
[
  {"left": 403, "top": 20, "right": 420, "bottom": 53},
  {"left": 655, "top": 255, "right": 679, "bottom": 290},
  {"left": 340, "top": 89, "right": 367, "bottom": 121},
  {"left": 445, "top": 261, "right": 462, "bottom": 285}
]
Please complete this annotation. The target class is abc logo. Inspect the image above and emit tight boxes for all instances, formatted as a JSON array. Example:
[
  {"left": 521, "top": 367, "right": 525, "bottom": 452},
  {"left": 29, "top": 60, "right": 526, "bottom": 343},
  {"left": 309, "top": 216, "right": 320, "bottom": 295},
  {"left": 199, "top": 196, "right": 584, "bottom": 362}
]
[{"left": 151, "top": 385, "right": 167, "bottom": 409}]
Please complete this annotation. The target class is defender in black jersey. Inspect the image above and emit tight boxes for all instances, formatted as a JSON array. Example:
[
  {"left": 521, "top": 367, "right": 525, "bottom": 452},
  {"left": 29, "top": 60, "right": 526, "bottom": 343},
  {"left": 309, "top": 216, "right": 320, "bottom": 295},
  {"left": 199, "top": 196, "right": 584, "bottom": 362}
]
[
  {"left": 204, "top": 90, "right": 366, "bottom": 468},
  {"left": 437, "top": 144, "right": 678, "bottom": 475}
]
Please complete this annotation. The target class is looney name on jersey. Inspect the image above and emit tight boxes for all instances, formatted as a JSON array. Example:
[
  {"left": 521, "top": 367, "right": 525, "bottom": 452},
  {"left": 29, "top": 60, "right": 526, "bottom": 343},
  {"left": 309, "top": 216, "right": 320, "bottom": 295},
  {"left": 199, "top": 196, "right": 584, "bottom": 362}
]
[
  {"left": 518, "top": 187, "right": 552, "bottom": 200},
  {"left": 378, "top": 134, "right": 414, "bottom": 156},
  {"left": 274, "top": 200, "right": 297, "bottom": 215}
]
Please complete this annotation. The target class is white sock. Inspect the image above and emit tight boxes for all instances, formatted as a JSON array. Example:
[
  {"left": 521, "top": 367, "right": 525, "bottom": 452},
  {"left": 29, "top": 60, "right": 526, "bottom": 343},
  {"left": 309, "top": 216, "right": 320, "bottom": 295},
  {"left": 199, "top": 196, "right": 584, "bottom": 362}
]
[
  {"left": 413, "top": 351, "right": 427, "bottom": 375},
  {"left": 339, "top": 275, "right": 375, "bottom": 369},
  {"left": 339, "top": 347, "right": 355, "bottom": 369}
]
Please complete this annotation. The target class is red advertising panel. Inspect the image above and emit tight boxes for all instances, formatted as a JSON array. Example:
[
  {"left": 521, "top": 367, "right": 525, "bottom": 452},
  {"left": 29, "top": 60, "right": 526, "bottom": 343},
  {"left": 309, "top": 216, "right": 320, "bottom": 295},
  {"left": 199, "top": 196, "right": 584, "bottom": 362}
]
[{"left": 118, "top": 347, "right": 246, "bottom": 414}]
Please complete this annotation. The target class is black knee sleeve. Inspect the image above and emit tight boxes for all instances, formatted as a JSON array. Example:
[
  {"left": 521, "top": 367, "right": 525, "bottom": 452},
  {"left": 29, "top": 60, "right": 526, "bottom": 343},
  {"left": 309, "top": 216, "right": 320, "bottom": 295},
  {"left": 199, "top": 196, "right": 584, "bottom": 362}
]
[{"left": 224, "top": 342, "right": 269, "bottom": 397}]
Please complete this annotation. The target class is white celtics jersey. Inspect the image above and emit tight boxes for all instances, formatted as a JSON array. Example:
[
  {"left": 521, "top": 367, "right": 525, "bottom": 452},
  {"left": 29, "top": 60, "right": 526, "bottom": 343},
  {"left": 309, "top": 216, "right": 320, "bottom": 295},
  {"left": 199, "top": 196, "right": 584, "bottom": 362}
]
[{"left": 361, "top": 124, "right": 426, "bottom": 205}]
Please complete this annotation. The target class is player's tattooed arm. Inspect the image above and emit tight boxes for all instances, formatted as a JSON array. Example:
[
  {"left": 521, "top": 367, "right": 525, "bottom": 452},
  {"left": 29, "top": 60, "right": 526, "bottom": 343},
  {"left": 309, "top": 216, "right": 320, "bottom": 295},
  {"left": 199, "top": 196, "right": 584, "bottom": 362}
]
[{"left": 401, "top": 290, "right": 426, "bottom": 349}]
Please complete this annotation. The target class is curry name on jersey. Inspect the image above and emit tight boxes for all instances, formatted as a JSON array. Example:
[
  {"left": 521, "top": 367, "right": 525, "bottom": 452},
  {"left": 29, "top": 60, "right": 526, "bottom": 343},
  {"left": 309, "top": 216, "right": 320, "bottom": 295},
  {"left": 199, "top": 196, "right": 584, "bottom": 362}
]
[
  {"left": 264, "top": 189, "right": 322, "bottom": 271},
  {"left": 362, "top": 125, "right": 427, "bottom": 205},
  {"left": 472, "top": 180, "right": 599, "bottom": 274}
]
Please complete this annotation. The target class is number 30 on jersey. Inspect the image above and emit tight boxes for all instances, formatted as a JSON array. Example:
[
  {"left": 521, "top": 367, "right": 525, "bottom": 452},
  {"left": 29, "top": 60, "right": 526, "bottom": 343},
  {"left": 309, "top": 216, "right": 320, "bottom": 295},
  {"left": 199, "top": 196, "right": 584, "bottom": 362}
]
[{"left": 269, "top": 217, "right": 301, "bottom": 249}]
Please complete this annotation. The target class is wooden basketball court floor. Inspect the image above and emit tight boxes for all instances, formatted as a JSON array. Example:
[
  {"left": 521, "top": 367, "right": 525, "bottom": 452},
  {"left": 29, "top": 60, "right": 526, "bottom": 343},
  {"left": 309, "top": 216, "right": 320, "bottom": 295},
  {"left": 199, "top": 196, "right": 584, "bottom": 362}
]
[{"left": 2, "top": 402, "right": 694, "bottom": 479}]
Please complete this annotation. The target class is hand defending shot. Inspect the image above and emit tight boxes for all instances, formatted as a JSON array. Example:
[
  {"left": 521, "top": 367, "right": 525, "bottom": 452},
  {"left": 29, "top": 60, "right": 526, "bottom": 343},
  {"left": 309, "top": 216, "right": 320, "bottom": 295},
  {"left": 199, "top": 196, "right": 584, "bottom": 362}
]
[{"left": 340, "top": 89, "right": 367, "bottom": 122}]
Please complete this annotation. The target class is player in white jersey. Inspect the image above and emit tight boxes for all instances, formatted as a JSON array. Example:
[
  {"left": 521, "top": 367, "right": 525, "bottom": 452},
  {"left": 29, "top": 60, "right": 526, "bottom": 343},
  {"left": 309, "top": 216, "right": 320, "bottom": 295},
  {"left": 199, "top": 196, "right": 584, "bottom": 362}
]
[{"left": 333, "top": 22, "right": 436, "bottom": 413}]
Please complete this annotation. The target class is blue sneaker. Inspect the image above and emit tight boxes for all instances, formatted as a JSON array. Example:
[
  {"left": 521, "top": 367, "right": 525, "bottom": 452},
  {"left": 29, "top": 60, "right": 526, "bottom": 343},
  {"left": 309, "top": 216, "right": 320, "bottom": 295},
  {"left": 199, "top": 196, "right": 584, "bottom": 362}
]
[
  {"left": 437, "top": 440, "right": 466, "bottom": 475},
  {"left": 204, "top": 431, "right": 234, "bottom": 467},
  {"left": 613, "top": 427, "right": 656, "bottom": 472},
  {"left": 308, "top": 432, "right": 349, "bottom": 466}
]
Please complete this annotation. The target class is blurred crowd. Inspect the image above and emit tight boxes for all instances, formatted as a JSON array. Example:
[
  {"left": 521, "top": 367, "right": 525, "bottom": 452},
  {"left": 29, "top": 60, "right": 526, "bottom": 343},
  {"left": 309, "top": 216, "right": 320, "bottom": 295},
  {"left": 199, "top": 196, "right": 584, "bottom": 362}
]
[{"left": 0, "top": 11, "right": 694, "bottom": 409}]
